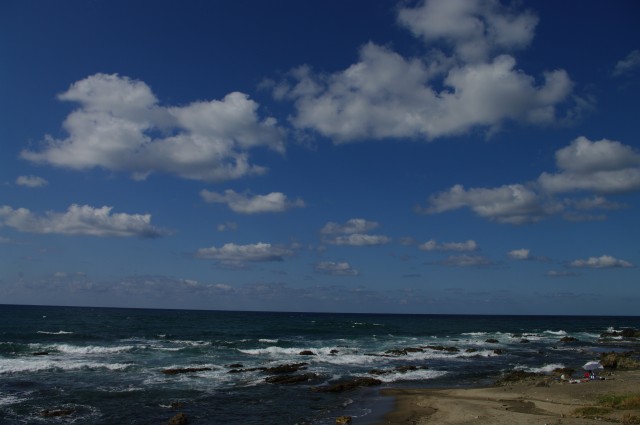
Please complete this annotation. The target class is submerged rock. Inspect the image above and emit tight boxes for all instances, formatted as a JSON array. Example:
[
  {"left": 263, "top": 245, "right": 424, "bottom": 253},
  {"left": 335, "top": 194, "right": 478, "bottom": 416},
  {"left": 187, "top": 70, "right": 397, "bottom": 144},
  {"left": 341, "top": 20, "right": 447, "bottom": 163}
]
[
  {"left": 299, "top": 350, "right": 316, "bottom": 356},
  {"left": 560, "top": 336, "right": 579, "bottom": 343},
  {"left": 313, "top": 377, "right": 382, "bottom": 393},
  {"left": 425, "top": 345, "right": 459, "bottom": 353},
  {"left": 264, "top": 362, "right": 309, "bottom": 374},
  {"left": 265, "top": 373, "right": 319, "bottom": 384},
  {"left": 368, "top": 365, "right": 427, "bottom": 375},
  {"left": 485, "top": 339, "right": 499, "bottom": 344},
  {"left": 161, "top": 367, "right": 212, "bottom": 375}
]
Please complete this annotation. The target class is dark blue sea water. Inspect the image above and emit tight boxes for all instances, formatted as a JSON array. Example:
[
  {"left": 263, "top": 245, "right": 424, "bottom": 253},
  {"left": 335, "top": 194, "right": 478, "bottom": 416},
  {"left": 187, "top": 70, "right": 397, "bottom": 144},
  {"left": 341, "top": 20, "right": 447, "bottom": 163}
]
[{"left": 1, "top": 305, "right": 639, "bottom": 424}]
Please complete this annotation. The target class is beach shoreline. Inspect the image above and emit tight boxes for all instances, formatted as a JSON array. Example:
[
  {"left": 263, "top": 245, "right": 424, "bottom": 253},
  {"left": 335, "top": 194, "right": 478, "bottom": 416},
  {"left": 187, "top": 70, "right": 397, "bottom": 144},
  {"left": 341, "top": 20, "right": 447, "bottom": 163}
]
[{"left": 375, "top": 370, "right": 640, "bottom": 424}]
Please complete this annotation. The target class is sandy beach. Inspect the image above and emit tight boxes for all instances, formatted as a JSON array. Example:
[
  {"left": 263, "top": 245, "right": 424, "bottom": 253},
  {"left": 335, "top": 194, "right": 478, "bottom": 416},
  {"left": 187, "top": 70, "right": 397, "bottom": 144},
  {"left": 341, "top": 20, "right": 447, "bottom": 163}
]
[{"left": 377, "top": 370, "right": 640, "bottom": 424}]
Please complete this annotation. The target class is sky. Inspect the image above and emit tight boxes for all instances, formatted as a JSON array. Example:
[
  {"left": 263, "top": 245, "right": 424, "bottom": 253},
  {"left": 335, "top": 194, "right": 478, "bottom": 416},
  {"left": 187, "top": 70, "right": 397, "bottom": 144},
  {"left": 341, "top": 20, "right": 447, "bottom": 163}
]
[{"left": 1, "top": 0, "right": 639, "bottom": 315}]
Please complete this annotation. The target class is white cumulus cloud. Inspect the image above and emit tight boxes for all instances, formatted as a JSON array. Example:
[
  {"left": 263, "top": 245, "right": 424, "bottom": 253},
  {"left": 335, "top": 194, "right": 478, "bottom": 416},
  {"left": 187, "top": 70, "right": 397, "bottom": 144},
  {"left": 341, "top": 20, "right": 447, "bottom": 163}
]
[
  {"left": 538, "top": 137, "right": 640, "bottom": 194},
  {"left": 0, "top": 204, "right": 166, "bottom": 238},
  {"left": 397, "top": 0, "right": 539, "bottom": 63},
  {"left": 419, "top": 183, "right": 559, "bottom": 224},
  {"left": 421, "top": 136, "right": 640, "bottom": 224},
  {"left": 569, "top": 255, "right": 633, "bottom": 269},
  {"left": 195, "top": 242, "right": 294, "bottom": 267},
  {"left": 200, "top": 189, "right": 305, "bottom": 214},
  {"left": 272, "top": 0, "right": 573, "bottom": 143},
  {"left": 21, "top": 73, "right": 285, "bottom": 182}
]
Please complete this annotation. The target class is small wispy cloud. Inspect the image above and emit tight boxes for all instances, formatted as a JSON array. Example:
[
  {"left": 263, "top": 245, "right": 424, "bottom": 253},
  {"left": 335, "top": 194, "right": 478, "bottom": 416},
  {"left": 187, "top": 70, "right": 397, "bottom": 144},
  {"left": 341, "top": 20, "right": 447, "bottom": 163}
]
[
  {"left": 613, "top": 50, "right": 640, "bottom": 77},
  {"left": 16, "top": 175, "right": 49, "bottom": 188},
  {"left": 320, "top": 218, "right": 391, "bottom": 246},
  {"left": 201, "top": 189, "right": 305, "bottom": 214},
  {"left": 419, "top": 239, "right": 478, "bottom": 252},
  {"left": 314, "top": 261, "right": 359, "bottom": 276},
  {"left": 569, "top": 255, "right": 633, "bottom": 269},
  {"left": 196, "top": 242, "right": 295, "bottom": 267}
]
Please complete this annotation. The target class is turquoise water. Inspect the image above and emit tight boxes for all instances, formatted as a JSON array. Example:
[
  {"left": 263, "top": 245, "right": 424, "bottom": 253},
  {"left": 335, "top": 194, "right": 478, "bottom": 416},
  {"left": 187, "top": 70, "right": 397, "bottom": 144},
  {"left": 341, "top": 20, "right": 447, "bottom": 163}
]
[{"left": 1, "top": 305, "right": 638, "bottom": 424}]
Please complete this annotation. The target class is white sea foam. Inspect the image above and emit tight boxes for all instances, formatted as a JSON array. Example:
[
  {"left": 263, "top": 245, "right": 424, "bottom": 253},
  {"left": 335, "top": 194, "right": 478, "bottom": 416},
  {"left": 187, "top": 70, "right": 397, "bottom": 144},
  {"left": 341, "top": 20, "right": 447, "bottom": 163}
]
[
  {"left": 169, "top": 339, "right": 209, "bottom": 346},
  {"left": 37, "top": 330, "right": 73, "bottom": 335},
  {"left": 259, "top": 339, "right": 279, "bottom": 344},
  {"left": 0, "top": 358, "right": 132, "bottom": 374},
  {"left": 49, "top": 344, "right": 135, "bottom": 355},
  {"left": 362, "top": 369, "right": 448, "bottom": 383},
  {"left": 0, "top": 394, "right": 26, "bottom": 406},
  {"left": 516, "top": 363, "right": 565, "bottom": 374},
  {"left": 544, "top": 330, "right": 568, "bottom": 336}
]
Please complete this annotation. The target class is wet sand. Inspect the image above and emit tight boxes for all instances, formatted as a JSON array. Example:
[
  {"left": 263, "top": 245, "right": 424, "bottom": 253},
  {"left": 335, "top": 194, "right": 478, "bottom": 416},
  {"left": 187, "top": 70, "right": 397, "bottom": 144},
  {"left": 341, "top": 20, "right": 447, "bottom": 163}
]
[{"left": 376, "top": 370, "right": 640, "bottom": 424}]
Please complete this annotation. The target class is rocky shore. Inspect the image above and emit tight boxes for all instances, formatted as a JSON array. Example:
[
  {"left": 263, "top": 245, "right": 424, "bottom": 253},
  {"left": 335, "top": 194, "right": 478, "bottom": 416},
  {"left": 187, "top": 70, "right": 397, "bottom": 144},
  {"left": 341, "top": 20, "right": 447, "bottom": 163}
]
[{"left": 376, "top": 333, "right": 640, "bottom": 425}]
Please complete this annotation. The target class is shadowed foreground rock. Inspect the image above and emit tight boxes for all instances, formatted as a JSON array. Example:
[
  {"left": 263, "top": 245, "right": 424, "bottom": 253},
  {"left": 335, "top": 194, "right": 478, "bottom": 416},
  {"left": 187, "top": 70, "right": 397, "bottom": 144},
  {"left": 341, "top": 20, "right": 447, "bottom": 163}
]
[
  {"left": 335, "top": 415, "right": 352, "bottom": 424},
  {"left": 167, "top": 412, "right": 188, "bottom": 425},
  {"left": 600, "top": 351, "right": 640, "bottom": 369},
  {"left": 41, "top": 408, "right": 75, "bottom": 417},
  {"left": 313, "top": 377, "right": 382, "bottom": 393},
  {"left": 495, "top": 370, "right": 541, "bottom": 385}
]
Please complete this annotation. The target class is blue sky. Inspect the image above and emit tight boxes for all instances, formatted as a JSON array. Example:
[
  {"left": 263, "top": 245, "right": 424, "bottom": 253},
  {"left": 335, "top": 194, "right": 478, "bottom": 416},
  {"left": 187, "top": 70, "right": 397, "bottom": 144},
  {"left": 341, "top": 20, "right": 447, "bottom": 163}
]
[{"left": 1, "top": 0, "right": 639, "bottom": 315}]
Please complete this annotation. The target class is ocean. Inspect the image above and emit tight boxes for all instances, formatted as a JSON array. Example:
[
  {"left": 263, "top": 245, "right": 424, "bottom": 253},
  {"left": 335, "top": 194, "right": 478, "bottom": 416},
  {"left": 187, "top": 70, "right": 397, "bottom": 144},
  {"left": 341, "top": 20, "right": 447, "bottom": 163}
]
[{"left": 1, "top": 305, "right": 638, "bottom": 424}]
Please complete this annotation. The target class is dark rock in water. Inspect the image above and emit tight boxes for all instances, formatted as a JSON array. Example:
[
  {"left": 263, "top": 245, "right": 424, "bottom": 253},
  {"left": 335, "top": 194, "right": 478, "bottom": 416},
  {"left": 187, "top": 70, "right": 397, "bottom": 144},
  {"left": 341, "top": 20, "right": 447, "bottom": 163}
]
[
  {"left": 560, "top": 336, "right": 579, "bottom": 343},
  {"left": 425, "top": 345, "right": 459, "bottom": 353},
  {"left": 465, "top": 348, "right": 478, "bottom": 353},
  {"left": 520, "top": 339, "right": 530, "bottom": 344},
  {"left": 600, "top": 351, "right": 640, "bottom": 369},
  {"left": 485, "top": 338, "right": 499, "bottom": 344},
  {"left": 226, "top": 363, "right": 243, "bottom": 369},
  {"left": 493, "top": 349, "right": 504, "bottom": 355},
  {"left": 368, "top": 365, "right": 426, "bottom": 376},
  {"left": 600, "top": 328, "right": 640, "bottom": 338},
  {"left": 495, "top": 370, "right": 541, "bottom": 385},
  {"left": 168, "top": 412, "right": 188, "bottom": 425},
  {"left": 32, "top": 351, "right": 49, "bottom": 356},
  {"left": 313, "top": 377, "right": 382, "bottom": 393},
  {"left": 41, "top": 408, "right": 75, "bottom": 417},
  {"left": 264, "top": 363, "right": 309, "bottom": 374},
  {"left": 265, "top": 372, "right": 318, "bottom": 384},
  {"left": 336, "top": 415, "right": 352, "bottom": 424},
  {"left": 385, "top": 347, "right": 425, "bottom": 356},
  {"left": 621, "top": 328, "right": 640, "bottom": 338},
  {"left": 161, "top": 367, "right": 212, "bottom": 375},
  {"left": 299, "top": 350, "right": 316, "bottom": 356},
  {"left": 330, "top": 349, "right": 339, "bottom": 355}
]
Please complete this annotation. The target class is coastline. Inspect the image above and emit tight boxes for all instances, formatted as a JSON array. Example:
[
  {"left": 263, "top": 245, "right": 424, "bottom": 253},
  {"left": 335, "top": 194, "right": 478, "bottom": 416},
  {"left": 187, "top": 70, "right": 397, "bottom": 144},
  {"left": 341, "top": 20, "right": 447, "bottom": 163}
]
[{"left": 375, "top": 370, "right": 640, "bottom": 424}]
